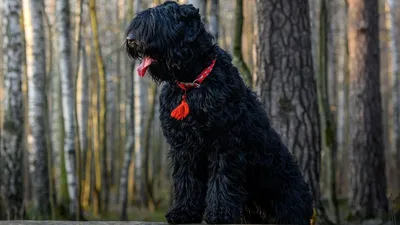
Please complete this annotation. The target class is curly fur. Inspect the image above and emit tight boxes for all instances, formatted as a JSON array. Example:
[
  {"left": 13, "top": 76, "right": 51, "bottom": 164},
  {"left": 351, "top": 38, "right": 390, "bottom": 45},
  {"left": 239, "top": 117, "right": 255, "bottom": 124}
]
[{"left": 125, "top": 1, "right": 314, "bottom": 224}]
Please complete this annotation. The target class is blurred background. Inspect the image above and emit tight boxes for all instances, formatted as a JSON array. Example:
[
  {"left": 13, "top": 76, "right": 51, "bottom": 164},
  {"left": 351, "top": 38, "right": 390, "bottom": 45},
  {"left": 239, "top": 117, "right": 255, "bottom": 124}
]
[{"left": 0, "top": 0, "right": 399, "bottom": 224}]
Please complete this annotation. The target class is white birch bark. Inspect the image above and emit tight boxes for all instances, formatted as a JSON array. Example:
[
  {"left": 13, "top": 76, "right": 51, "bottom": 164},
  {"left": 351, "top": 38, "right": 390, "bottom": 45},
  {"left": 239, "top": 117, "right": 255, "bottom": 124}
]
[
  {"left": 132, "top": 0, "right": 148, "bottom": 207},
  {"left": 386, "top": 0, "right": 400, "bottom": 192},
  {"left": 23, "top": 0, "right": 51, "bottom": 218},
  {"left": 0, "top": 0, "right": 24, "bottom": 219},
  {"left": 56, "top": 0, "right": 78, "bottom": 216},
  {"left": 134, "top": 65, "right": 147, "bottom": 206},
  {"left": 51, "top": 44, "right": 64, "bottom": 205}
]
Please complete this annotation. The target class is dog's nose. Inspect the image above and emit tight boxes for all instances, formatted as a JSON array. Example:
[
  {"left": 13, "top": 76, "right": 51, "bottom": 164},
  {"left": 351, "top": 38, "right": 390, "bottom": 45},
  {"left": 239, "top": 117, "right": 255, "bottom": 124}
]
[
  {"left": 126, "top": 32, "right": 134, "bottom": 41},
  {"left": 126, "top": 32, "right": 135, "bottom": 47}
]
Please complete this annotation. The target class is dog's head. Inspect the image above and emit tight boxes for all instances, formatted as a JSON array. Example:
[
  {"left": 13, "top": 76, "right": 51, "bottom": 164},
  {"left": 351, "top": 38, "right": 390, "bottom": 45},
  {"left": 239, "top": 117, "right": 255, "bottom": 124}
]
[{"left": 125, "top": 1, "right": 215, "bottom": 83}]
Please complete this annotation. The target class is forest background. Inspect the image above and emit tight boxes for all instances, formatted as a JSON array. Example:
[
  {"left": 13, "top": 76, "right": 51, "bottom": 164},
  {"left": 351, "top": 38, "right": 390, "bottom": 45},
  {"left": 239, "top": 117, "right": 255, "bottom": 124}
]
[{"left": 1, "top": 0, "right": 400, "bottom": 224}]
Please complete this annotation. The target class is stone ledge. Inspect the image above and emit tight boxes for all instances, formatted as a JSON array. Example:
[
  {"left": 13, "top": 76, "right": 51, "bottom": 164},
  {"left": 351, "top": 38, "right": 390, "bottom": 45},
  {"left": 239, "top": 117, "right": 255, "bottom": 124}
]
[
  {"left": 0, "top": 222, "right": 165, "bottom": 225},
  {"left": 0, "top": 221, "right": 284, "bottom": 225}
]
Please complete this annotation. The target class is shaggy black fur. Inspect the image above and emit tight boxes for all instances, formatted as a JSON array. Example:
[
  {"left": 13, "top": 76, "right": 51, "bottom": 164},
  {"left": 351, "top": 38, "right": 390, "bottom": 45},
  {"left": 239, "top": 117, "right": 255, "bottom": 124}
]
[{"left": 125, "top": 1, "right": 314, "bottom": 224}]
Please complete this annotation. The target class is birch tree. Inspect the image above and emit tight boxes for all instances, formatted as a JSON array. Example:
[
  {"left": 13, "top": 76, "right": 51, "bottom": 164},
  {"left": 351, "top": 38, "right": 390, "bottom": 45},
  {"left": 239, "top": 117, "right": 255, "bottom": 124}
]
[
  {"left": 56, "top": 0, "right": 79, "bottom": 218},
  {"left": 47, "top": 0, "right": 67, "bottom": 208},
  {"left": 0, "top": 0, "right": 24, "bottom": 219},
  {"left": 347, "top": 0, "right": 388, "bottom": 219},
  {"left": 23, "top": 0, "right": 51, "bottom": 218},
  {"left": 130, "top": 0, "right": 148, "bottom": 208}
]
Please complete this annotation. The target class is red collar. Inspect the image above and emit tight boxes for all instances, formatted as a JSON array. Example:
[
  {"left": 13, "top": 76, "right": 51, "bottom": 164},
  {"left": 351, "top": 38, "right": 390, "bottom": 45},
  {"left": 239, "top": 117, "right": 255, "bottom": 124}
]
[
  {"left": 170, "top": 59, "right": 216, "bottom": 120},
  {"left": 176, "top": 59, "right": 217, "bottom": 90}
]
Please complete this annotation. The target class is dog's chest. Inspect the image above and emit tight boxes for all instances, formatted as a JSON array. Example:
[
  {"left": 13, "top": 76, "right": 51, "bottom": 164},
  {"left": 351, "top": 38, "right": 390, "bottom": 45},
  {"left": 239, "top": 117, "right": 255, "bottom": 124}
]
[{"left": 158, "top": 83, "right": 208, "bottom": 147}]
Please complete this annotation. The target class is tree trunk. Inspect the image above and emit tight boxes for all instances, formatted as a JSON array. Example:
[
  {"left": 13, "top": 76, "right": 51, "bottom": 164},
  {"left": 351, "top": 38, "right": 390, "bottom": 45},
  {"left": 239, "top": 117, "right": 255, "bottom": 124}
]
[
  {"left": 254, "top": 0, "right": 330, "bottom": 223},
  {"left": 56, "top": 0, "right": 79, "bottom": 218},
  {"left": 208, "top": 0, "right": 219, "bottom": 42},
  {"left": 90, "top": 57, "right": 101, "bottom": 216},
  {"left": 143, "top": 83, "right": 158, "bottom": 212},
  {"left": 23, "top": 0, "right": 52, "bottom": 219},
  {"left": 77, "top": 43, "right": 89, "bottom": 179},
  {"left": 331, "top": 0, "right": 349, "bottom": 198},
  {"left": 106, "top": 48, "right": 117, "bottom": 212},
  {"left": 347, "top": 0, "right": 389, "bottom": 220},
  {"left": 89, "top": 0, "right": 108, "bottom": 213},
  {"left": 131, "top": 0, "right": 148, "bottom": 208},
  {"left": 48, "top": 3, "right": 68, "bottom": 210},
  {"left": 72, "top": 0, "right": 83, "bottom": 218},
  {"left": 134, "top": 52, "right": 148, "bottom": 208},
  {"left": 0, "top": 0, "right": 25, "bottom": 219},
  {"left": 119, "top": 61, "right": 135, "bottom": 220},
  {"left": 318, "top": 0, "right": 340, "bottom": 223},
  {"left": 233, "top": 0, "right": 252, "bottom": 87},
  {"left": 386, "top": 0, "right": 400, "bottom": 195}
]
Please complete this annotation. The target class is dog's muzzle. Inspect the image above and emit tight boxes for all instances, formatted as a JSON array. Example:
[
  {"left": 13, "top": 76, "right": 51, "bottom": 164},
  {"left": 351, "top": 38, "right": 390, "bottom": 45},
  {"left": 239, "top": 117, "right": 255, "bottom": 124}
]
[{"left": 126, "top": 32, "right": 135, "bottom": 48}]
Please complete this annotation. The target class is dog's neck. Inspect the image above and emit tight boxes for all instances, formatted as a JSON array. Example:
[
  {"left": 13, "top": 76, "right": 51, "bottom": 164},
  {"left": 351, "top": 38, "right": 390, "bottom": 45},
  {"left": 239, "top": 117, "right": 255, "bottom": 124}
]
[{"left": 173, "top": 49, "right": 217, "bottom": 83}]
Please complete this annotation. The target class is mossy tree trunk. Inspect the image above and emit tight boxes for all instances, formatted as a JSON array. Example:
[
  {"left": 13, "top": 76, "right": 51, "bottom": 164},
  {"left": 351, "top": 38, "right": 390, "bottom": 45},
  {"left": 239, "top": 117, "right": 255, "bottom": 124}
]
[
  {"left": 233, "top": 0, "right": 251, "bottom": 87},
  {"left": 56, "top": 0, "right": 79, "bottom": 219},
  {"left": 317, "top": 0, "right": 340, "bottom": 223}
]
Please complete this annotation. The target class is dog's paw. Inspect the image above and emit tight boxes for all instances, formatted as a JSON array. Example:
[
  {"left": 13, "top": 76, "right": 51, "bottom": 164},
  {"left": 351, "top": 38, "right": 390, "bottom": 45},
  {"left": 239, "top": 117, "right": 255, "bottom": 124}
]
[
  {"left": 165, "top": 207, "right": 203, "bottom": 224},
  {"left": 203, "top": 208, "right": 241, "bottom": 224}
]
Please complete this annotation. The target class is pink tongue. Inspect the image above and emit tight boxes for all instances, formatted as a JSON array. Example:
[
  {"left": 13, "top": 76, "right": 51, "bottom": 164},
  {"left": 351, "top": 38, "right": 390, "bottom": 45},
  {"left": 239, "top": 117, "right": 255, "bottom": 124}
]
[{"left": 137, "top": 57, "right": 153, "bottom": 77}]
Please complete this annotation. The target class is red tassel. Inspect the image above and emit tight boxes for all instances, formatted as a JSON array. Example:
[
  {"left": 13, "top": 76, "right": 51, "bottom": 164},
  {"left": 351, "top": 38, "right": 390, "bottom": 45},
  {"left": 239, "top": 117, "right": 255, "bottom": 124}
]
[{"left": 171, "top": 95, "right": 190, "bottom": 120}]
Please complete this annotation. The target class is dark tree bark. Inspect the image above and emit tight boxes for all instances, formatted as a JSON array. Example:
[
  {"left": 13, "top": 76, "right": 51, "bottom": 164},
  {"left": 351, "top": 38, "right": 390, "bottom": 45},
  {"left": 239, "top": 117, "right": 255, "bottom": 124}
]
[
  {"left": 254, "top": 0, "right": 331, "bottom": 223},
  {"left": 347, "top": 0, "right": 389, "bottom": 220}
]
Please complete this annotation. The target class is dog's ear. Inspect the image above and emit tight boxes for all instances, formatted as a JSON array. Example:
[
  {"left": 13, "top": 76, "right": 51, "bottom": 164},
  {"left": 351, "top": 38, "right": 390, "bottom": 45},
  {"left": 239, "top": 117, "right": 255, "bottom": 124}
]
[
  {"left": 179, "top": 4, "right": 200, "bottom": 20},
  {"left": 180, "top": 4, "right": 202, "bottom": 43}
]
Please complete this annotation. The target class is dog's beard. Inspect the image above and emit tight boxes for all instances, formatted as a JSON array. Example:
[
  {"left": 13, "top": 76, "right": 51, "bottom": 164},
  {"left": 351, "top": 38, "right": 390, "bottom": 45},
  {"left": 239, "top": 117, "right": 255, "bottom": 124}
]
[{"left": 147, "top": 62, "right": 175, "bottom": 83}]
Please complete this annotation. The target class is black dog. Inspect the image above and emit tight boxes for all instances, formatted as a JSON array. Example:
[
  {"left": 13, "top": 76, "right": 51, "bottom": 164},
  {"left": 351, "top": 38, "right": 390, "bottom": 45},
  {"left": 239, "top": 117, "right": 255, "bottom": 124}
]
[{"left": 125, "top": 1, "right": 314, "bottom": 224}]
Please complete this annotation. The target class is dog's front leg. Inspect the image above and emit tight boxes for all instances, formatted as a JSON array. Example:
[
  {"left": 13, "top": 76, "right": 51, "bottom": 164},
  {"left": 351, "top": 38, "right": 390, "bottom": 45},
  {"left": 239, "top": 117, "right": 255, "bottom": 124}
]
[
  {"left": 165, "top": 147, "right": 207, "bottom": 224},
  {"left": 203, "top": 151, "right": 248, "bottom": 224}
]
